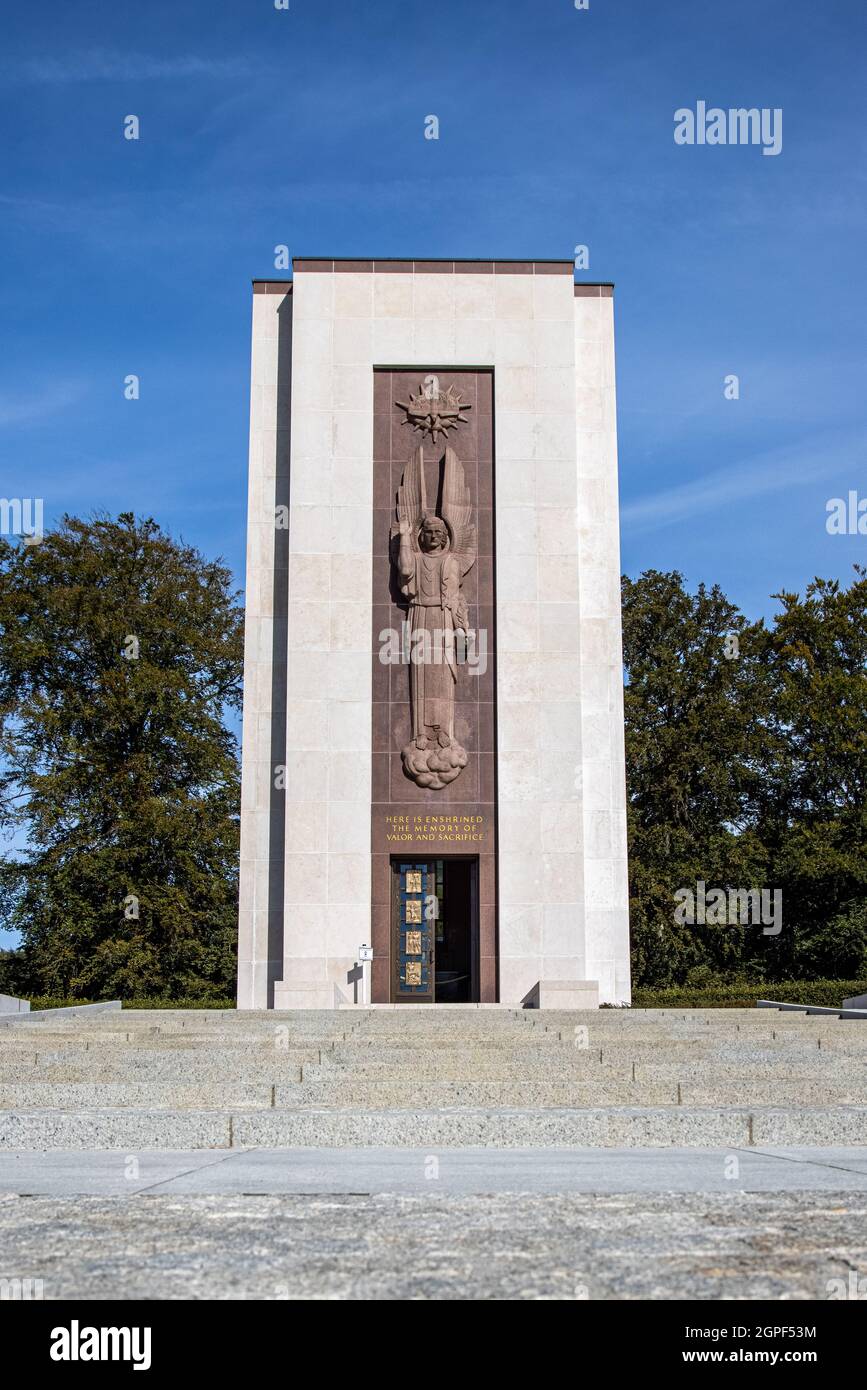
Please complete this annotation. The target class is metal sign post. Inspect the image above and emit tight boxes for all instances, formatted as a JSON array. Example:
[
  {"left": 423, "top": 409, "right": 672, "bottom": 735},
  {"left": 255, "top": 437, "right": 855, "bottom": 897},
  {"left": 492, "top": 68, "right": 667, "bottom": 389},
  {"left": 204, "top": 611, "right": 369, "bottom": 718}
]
[{"left": 358, "top": 944, "right": 373, "bottom": 1006}]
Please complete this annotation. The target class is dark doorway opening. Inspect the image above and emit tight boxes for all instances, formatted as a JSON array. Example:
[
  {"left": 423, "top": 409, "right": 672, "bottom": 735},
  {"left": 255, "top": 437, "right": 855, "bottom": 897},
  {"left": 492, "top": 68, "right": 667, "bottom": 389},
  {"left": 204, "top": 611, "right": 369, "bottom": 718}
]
[{"left": 390, "top": 857, "right": 479, "bottom": 1003}]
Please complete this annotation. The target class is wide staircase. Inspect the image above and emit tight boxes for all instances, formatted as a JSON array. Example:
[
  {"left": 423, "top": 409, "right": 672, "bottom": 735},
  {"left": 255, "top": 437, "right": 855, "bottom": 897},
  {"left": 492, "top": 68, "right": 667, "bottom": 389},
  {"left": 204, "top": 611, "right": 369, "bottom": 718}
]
[{"left": 1, "top": 1006, "right": 866, "bottom": 1149}]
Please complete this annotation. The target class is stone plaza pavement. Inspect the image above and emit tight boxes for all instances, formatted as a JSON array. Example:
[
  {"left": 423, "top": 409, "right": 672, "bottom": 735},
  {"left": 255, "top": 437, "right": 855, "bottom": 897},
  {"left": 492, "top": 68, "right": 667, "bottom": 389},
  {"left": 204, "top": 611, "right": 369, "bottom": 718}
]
[{"left": 1, "top": 1007, "right": 866, "bottom": 1299}]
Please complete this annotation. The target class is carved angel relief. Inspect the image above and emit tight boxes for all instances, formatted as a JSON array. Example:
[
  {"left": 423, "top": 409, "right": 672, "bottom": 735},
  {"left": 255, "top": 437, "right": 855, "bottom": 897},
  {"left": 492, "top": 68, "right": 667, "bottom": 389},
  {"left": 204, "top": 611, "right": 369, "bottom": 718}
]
[{"left": 391, "top": 382, "right": 476, "bottom": 790}]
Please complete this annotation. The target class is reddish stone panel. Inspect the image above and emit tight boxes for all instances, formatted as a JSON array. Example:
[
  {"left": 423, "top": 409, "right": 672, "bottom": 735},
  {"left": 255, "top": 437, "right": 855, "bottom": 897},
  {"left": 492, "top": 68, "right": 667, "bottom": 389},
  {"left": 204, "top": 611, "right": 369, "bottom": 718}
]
[{"left": 370, "top": 368, "right": 497, "bottom": 1001}]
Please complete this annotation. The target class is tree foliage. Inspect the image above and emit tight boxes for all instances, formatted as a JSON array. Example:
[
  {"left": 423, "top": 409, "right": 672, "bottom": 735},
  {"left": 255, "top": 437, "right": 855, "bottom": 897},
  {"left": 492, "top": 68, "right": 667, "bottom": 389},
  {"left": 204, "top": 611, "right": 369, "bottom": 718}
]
[
  {"left": 623, "top": 567, "right": 867, "bottom": 987},
  {"left": 0, "top": 514, "right": 243, "bottom": 998}
]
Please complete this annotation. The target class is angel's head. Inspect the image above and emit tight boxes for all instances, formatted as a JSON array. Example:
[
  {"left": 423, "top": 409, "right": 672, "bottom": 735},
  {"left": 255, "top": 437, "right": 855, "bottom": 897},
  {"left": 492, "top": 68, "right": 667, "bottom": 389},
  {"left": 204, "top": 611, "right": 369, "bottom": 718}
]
[{"left": 419, "top": 515, "right": 448, "bottom": 552}]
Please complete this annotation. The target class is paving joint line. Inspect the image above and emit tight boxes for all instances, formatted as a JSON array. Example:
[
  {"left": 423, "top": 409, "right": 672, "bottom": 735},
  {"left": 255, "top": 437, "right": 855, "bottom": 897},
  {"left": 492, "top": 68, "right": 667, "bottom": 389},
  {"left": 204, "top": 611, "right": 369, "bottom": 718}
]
[
  {"left": 131, "top": 1147, "right": 260, "bottom": 1196},
  {"left": 733, "top": 1146, "right": 867, "bottom": 1180}
]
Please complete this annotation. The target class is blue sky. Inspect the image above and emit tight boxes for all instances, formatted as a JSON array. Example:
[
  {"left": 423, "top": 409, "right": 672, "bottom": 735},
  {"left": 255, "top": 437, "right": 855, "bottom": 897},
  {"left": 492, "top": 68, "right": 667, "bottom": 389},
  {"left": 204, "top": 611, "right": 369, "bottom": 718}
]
[
  {"left": 0, "top": 1, "right": 865, "bottom": 948},
  {"left": 2, "top": 0, "right": 865, "bottom": 615}
]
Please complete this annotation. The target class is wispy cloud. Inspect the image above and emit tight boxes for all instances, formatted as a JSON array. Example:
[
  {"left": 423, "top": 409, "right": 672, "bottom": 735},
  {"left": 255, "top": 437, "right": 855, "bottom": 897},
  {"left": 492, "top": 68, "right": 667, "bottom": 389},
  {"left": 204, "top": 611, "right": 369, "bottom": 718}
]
[
  {"left": 8, "top": 50, "right": 259, "bottom": 84},
  {"left": 622, "top": 429, "right": 867, "bottom": 534},
  {"left": 0, "top": 168, "right": 562, "bottom": 260},
  {"left": 0, "top": 380, "right": 88, "bottom": 428}
]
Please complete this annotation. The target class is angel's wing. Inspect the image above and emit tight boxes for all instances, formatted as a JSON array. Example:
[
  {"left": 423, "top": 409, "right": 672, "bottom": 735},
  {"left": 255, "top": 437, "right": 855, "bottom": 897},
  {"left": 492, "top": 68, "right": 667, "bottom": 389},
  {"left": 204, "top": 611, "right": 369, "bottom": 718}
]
[
  {"left": 391, "top": 444, "right": 426, "bottom": 545},
  {"left": 441, "top": 445, "right": 477, "bottom": 576}
]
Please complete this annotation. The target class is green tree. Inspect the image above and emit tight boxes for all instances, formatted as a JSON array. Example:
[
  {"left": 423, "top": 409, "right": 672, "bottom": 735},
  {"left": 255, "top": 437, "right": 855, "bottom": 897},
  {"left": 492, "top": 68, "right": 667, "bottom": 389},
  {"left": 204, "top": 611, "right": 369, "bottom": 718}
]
[
  {"left": 623, "top": 566, "right": 867, "bottom": 989},
  {"left": 622, "top": 570, "right": 772, "bottom": 987},
  {"left": 759, "top": 568, "right": 867, "bottom": 978},
  {"left": 0, "top": 514, "right": 243, "bottom": 998}
]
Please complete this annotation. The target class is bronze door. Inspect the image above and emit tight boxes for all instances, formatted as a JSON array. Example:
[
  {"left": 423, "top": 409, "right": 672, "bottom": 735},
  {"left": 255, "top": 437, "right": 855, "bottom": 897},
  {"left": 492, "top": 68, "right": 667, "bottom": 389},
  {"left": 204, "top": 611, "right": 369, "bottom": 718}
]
[
  {"left": 391, "top": 860, "right": 435, "bottom": 1002},
  {"left": 390, "top": 858, "right": 480, "bottom": 1002}
]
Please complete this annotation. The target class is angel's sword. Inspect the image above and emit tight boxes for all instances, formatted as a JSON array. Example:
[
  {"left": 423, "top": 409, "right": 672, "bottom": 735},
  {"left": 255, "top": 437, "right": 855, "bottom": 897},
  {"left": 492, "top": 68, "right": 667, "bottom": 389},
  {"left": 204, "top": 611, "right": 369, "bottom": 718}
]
[{"left": 417, "top": 443, "right": 427, "bottom": 518}]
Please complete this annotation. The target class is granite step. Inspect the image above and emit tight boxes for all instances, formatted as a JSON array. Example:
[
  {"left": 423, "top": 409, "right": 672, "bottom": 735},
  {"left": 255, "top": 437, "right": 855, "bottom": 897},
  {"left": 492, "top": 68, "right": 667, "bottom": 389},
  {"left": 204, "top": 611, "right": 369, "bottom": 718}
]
[
  {"left": 10, "top": 1017, "right": 858, "bottom": 1044},
  {"left": 2, "top": 1051, "right": 859, "bottom": 1085},
  {"left": 0, "top": 1083, "right": 278, "bottom": 1110},
  {"left": 324, "top": 1041, "right": 862, "bottom": 1064},
  {"left": 0, "top": 1061, "right": 307, "bottom": 1084},
  {"left": 4, "top": 1078, "right": 856, "bottom": 1112},
  {"left": 0, "top": 1064, "right": 857, "bottom": 1092},
  {"left": 0, "top": 1054, "right": 856, "bottom": 1081},
  {"left": 0, "top": 1039, "right": 326, "bottom": 1055},
  {"left": 7, "top": 1037, "right": 861, "bottom": 1064},
  {"left": 2, "top": 1104, "right": 866, "bottom": 1150}
]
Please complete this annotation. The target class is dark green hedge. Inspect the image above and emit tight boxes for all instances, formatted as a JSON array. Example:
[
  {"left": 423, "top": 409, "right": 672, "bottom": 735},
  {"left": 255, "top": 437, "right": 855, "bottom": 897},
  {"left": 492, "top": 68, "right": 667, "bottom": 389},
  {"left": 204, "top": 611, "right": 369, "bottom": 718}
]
[
  {"left": 24, "top": 996, "right": 236, "bottom": 1012},
  {"left": 632, "top": 979, "right": 867, "bottom": 1010},
  {"left": 19, "top": 982, "right": 867, "bottom": 1012}
]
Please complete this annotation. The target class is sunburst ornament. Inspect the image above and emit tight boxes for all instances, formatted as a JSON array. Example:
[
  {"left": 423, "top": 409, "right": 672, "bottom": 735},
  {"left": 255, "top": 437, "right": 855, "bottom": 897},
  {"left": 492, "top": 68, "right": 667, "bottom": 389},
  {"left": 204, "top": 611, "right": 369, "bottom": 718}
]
[{"left": 396, "top": 378, "right": 472, "bottom": 443}]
